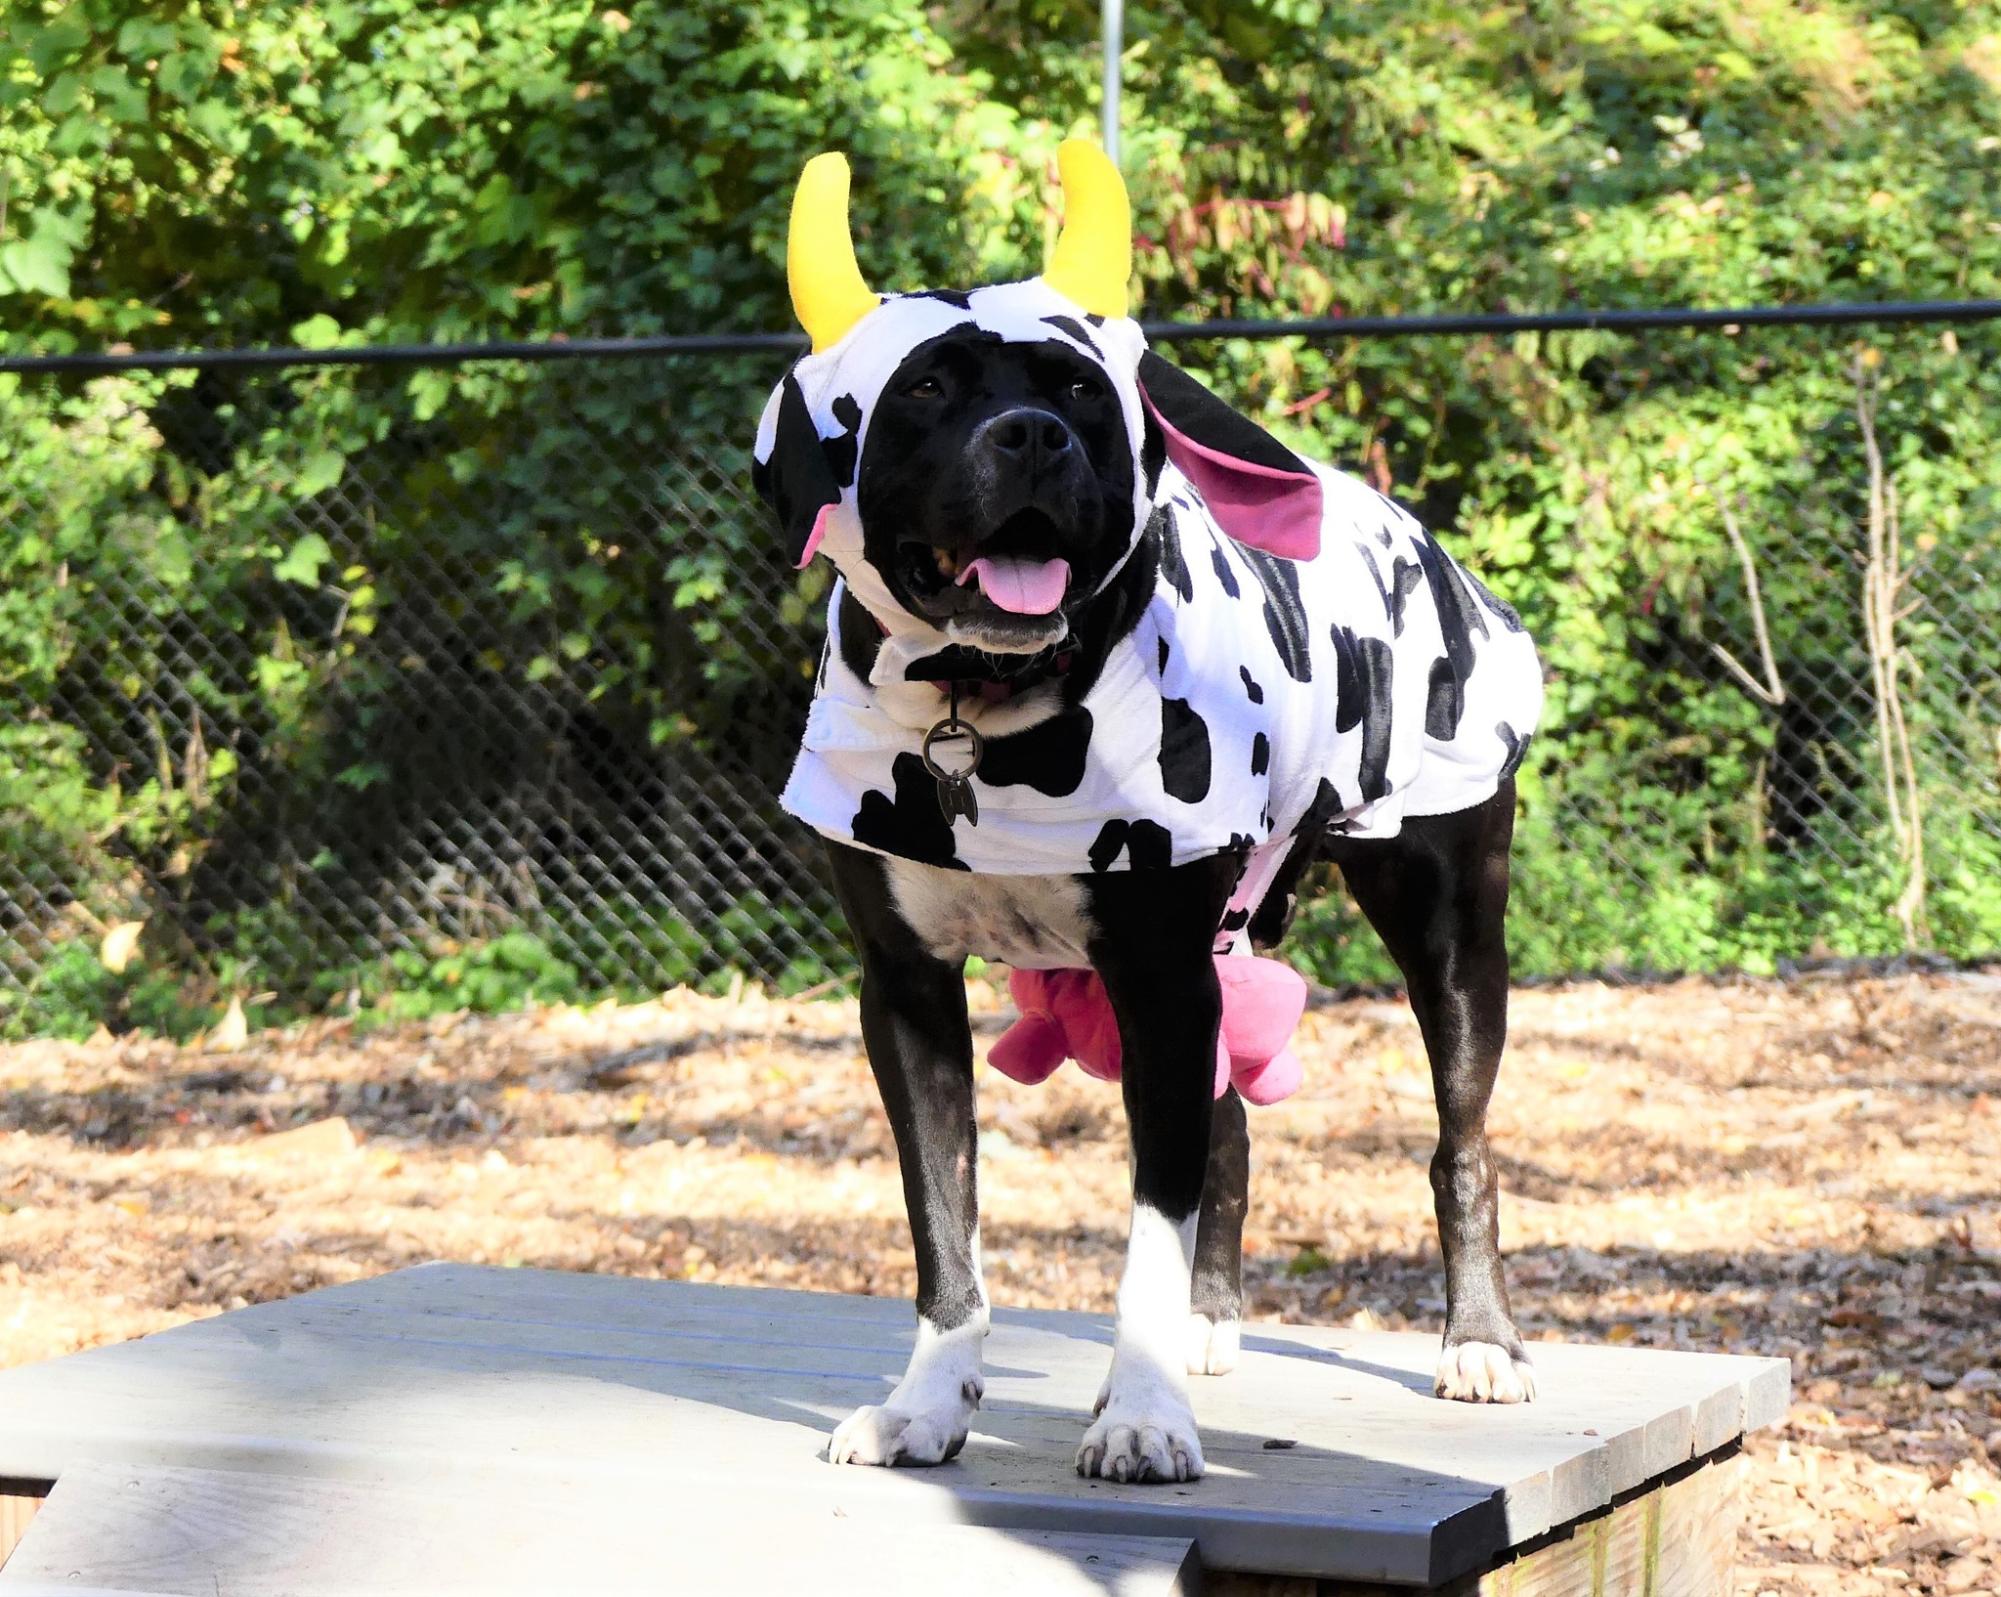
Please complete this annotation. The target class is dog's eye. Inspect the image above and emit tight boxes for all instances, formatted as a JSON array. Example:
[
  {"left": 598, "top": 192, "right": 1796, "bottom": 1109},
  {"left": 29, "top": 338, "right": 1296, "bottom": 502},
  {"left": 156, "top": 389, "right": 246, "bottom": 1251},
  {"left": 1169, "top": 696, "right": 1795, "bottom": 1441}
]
[
  {"left": 903, "top": 376, "right": 944, "bottom": 400},
  {"left": 1067, "top": 377, "right": 1102, "bottom": 401}
]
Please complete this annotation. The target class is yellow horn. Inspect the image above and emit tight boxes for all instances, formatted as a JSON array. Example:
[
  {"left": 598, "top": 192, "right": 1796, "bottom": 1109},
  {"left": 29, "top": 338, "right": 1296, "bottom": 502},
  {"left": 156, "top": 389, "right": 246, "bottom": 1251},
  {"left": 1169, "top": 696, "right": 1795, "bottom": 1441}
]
[
  {"left": 1042, "top": 139, "right": 1131, "bottom": 319},
  {"left": 788, "top": 153, "right": 879, "bottom": 354}
]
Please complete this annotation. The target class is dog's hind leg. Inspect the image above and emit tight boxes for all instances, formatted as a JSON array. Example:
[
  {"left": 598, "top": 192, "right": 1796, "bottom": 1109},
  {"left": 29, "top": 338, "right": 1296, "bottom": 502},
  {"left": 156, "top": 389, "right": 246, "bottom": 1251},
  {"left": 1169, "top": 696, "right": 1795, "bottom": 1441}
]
[
  {"left": 1077, "top": 854, "right": 1238, "bottom": 1482},
  {"left": 1188, "top": 1087, "right": 1247, "bottom": 1375},
  {"left": 825, "top": 847, "right": 988, "bottom": 1466},
  {"left": 1329, "top": 778, "right": 1538, "bottom": 1405}
]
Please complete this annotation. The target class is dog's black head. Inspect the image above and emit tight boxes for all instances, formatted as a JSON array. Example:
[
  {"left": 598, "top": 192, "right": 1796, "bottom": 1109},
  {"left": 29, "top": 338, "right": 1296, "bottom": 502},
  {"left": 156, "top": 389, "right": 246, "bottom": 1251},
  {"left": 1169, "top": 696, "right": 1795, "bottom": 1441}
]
[
  {"left": 855, "top": 326, "right": 1143, "bottom": 652},
  {"left": 751, "top": 144, "right": 1325, "bottom": 673},
  {"left": 752, "top": 276, "right": 1160, "bottom": 659}
]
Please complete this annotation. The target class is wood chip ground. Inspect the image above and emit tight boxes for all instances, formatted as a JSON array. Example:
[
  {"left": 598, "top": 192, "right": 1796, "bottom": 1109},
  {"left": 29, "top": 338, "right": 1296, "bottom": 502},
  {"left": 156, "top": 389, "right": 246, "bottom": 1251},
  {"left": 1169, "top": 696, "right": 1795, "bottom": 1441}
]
[{"left": 3, "top": 970, "right": 1996, "bottom": 1594}]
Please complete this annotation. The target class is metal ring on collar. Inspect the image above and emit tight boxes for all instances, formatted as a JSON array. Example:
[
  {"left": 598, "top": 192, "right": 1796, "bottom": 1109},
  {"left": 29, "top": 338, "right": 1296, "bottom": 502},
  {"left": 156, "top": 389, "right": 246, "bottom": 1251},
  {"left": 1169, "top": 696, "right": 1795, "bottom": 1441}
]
[{"left": 921, "top": 718, "right": 984, "bottom": 782}]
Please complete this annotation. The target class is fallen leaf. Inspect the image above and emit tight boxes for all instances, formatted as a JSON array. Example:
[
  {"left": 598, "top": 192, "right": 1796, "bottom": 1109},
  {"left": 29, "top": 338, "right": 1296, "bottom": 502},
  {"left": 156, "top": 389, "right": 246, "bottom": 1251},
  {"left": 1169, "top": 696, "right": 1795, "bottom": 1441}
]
[
  {"left": 99, "top": 921, "right": 145, "bottom": 974},
  {"left": 238, "top": 1117, "right": 360, "bottom": 1163},
  {"left": 209, "top": 997, "right": 249, "bottom": 1054}
]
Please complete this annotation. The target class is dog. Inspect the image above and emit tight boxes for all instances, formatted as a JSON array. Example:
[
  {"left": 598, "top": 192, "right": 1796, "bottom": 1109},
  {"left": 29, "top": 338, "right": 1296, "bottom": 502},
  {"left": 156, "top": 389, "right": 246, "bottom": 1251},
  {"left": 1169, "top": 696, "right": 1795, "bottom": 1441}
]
[{"left": 752, "top": 142, "right": 1543, "bottom": 1485}]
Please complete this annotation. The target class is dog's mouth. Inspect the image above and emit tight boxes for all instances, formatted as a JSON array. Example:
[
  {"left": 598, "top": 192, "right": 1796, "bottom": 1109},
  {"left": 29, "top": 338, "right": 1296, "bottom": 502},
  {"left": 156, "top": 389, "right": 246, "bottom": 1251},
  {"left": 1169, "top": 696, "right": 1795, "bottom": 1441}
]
[{"left": 896, "top": 509, "right": 1076, "bottom": 623}]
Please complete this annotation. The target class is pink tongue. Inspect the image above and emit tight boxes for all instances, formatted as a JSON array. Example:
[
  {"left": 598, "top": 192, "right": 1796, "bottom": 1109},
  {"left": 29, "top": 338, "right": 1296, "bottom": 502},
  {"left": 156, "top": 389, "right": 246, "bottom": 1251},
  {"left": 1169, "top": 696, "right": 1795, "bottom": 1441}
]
[{"left": 957, "top": 556, "right": 1072, "bottom": 615}]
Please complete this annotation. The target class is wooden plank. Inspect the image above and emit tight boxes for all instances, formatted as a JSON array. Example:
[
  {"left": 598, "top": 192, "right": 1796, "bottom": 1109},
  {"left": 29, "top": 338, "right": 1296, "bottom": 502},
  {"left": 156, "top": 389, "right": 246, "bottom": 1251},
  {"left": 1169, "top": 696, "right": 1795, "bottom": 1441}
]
[
  {"left": 0, "top": 1266, "right": 1786, "bottom": 1587},
  {"left": 0, "top": 1324, "right": 1607, "bottom": 1582},
  {"left": 1483, "top": 1449, "right": 1741, "bottom": 1596},
  {"left": 0, "top": 1484, "right": 47, "bottom": 1573},
  {"left": 193, "top": 1266, "right": 1783, "bottom": 1478},
  {"left": 0, "top": 1461, "right": 1198, "bottom": 1596},
  {"left": 0, "top": 1366, "right": 1502, "bottom": 1583},
  {"left": 1213, "top": 1454, "right": 1742, "bottom": 1596},
  {"left": 1731, "top": 1358, "right": 1793, "bottom": 1437}
]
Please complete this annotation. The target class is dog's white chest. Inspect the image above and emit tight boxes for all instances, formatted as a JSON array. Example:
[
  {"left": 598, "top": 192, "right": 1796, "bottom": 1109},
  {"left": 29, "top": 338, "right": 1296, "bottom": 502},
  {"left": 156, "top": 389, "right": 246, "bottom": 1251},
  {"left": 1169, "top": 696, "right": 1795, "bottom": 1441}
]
[{"left": 884, "top": 860, "right": 1094, "bottom": 969}]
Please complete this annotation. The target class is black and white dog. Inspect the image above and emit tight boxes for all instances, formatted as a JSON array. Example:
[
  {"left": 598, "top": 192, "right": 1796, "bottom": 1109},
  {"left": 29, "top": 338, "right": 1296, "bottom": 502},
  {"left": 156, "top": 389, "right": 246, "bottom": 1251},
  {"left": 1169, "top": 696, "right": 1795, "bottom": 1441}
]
[{"left": 753, "top": 144, "right": 1543, "bottom": 1485}]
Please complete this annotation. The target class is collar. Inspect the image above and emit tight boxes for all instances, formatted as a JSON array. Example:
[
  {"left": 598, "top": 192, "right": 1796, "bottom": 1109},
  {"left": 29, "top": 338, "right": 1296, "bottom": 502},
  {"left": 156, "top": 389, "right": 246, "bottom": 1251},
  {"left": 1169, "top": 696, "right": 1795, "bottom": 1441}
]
[
  {"left": 919, "top": 645, "right": 1079, "bottom": 705},
  {"left": 838, "top": 532, "right": 1154, "bottom": 731},
  {"left": 871, "top": 609, "right": 1079, "bottom": 704}
]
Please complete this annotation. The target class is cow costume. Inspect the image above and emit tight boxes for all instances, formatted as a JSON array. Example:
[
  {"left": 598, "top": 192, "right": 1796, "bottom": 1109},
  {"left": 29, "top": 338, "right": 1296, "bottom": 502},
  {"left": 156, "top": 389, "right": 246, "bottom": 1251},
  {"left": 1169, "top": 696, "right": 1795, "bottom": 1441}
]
[{"left": 755, "top": 144, "right": 1543, "bottom": 1105}]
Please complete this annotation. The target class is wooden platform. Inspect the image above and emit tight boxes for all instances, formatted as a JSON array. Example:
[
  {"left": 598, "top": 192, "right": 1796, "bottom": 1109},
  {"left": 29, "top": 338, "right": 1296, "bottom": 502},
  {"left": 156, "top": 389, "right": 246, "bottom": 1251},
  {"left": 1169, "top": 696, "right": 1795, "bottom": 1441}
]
[{"left": 0, "top": 1264, "right": 1787, "bottom": 1593}]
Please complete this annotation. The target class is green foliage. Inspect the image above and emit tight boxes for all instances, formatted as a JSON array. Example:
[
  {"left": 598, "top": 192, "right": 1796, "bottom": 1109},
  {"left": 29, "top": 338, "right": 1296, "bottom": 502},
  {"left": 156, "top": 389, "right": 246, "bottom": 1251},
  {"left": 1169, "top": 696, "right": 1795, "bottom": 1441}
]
[
  {"left": 0, "top": 0, "right": 1007, "bottom": 349},
  {"left": 6, "top": 938, "right": 230, "bottom": 1043},
  {"left": 1286, "top": 1244, "right": 1334, "bottom": 1277},
  {"left": 3, "top": 1, "right": 1998, "bottom": 1035},
  {"left": 344, "top": 931, "right": 586, "bottom": 1027}
]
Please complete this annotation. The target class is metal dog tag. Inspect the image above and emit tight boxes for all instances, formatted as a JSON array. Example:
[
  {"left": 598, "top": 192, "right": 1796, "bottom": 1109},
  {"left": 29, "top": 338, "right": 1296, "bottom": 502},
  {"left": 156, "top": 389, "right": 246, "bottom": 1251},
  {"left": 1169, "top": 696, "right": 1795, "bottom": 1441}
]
[
  {"left": 936, "top": 770, "right": 980, "bottom": 826},
  {"left": 921, "top": 703, "right": 984, "bottom": 828}
]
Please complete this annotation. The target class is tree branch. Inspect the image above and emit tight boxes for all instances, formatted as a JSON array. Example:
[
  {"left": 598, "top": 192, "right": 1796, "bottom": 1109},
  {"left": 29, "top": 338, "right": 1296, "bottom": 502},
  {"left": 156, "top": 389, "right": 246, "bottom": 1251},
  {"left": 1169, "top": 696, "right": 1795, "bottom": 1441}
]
[{"left": 1702, "top": 481, "right": 1786, "bottom": 708}]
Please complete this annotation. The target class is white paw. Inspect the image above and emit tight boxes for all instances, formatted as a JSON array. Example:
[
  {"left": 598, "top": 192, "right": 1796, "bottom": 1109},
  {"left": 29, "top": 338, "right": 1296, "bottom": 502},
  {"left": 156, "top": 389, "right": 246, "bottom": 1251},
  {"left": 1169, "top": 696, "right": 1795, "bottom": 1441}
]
[
  {"left": 1077, "top": 1396, "right": 1205, "bottom": 1483},
  {"left": 828, "top": 1381, "right": 981, "bottom": 1467},
  {"left": 1186, "top": 1312, "right": 1240, "bottom": 1375},
  {"left": 1434, "top": 1339, "right": 1538, "bottom": 1404}
]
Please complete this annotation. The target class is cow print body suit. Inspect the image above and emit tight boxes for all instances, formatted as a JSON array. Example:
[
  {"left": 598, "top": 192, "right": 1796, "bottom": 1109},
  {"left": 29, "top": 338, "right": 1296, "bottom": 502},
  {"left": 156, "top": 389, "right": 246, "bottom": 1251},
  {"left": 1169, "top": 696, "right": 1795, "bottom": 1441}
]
[{"left": 784, "top": 466, "right": 1542, "bottom": 955}]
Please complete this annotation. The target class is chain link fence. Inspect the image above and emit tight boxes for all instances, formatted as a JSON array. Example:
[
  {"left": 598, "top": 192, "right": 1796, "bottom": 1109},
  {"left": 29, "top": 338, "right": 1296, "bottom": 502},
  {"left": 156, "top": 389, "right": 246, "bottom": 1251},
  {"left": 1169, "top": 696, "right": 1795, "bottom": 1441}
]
[{"left": 2, "top": 314, "right": 1997, "bottom": 1034}]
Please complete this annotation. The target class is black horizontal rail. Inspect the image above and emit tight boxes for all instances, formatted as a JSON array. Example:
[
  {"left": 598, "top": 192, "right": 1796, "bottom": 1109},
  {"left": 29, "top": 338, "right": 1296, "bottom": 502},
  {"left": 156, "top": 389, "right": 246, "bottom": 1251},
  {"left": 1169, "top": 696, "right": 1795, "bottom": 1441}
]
[
  {"left": 1146, "top": 298, "right": 2001, "bottom": 342},
  {"left": 0, "top": 332, "right": 806, "bottom": 374},
  {"left": 3, "top": 299, "right": 1997, "bottom": 375}
]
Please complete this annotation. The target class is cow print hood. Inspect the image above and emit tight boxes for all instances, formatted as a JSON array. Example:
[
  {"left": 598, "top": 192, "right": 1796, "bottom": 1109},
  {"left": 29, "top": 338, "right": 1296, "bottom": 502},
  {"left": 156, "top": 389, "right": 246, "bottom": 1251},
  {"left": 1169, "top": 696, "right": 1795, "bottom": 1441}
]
[{"left": 752, "top": 277, "right": 1156, "bottom": 698}]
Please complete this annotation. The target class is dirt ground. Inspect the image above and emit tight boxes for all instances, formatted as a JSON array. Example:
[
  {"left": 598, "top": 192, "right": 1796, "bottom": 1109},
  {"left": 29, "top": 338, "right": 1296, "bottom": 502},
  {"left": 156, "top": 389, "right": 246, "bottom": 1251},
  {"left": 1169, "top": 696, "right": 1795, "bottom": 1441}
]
[{"left": 3, "top": 971, "right": 1997, "bottom": 1593}]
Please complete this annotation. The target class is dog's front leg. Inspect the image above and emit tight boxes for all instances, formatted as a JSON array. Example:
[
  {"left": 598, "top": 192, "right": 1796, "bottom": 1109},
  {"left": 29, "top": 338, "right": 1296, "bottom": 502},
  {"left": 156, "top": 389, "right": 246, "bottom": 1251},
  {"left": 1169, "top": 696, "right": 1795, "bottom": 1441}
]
[
  {"left": 827, "top": 851, "right": 985, "bottom": 1467},
  {"left": 1075, "top": 861, "right": 1234, "bottom": 1484}
]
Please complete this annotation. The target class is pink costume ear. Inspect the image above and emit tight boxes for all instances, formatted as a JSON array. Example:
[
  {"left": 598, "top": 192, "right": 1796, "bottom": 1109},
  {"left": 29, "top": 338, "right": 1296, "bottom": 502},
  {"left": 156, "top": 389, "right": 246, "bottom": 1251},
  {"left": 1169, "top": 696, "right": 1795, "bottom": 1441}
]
[
  {"left": 796, "top": 503, "right": 833, "bottom": 568},
  {"left": 1138, "top": 351, "right": 1323, "bottom": 560}
]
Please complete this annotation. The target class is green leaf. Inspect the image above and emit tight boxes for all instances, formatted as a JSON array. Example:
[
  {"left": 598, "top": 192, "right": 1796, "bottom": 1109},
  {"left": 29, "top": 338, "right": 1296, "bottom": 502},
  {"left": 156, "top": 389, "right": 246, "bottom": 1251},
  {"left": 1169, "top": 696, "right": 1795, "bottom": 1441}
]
[
  {"left": 27, "top": 15, "right": 91, "bottom": 76},
  {"left": 407, "top": 368, "right": 452, "bottom": 421},
  {"left": 115, "top": 19, "right": 179, "bottom": 59},
  {"left": 155, "top": 48, "right": 215, "bottom": 103},
  {"left": 88, "top": 66, "right": 148, "bottom": 124},
  {"left": 273, "top": 533, "right": 334, "bottom": 585},
  {"left": 290, "top": 314, "right": 343, "bottom": 350},
  {"left": 335, "top": 760, "right": 388, "bottom": 791},
  {"left": 1286, "top": 1246, "right": 1333, "bottom": 1278},
  {"left": 293, "top": 449, "right": 346, "bottom": 498},
  {"left": 42, "top": 71, "right": 83, "bottom": 116},
  {"left": 0, "top": 234, "right": 72, "bottom": 298}
]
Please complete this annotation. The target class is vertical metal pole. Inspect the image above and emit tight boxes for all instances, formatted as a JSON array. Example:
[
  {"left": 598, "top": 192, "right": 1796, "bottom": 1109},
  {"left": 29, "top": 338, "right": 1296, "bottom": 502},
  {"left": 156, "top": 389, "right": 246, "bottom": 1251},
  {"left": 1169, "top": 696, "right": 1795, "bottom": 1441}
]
[{"left": 1101, "top": 0, "right": 1123, "bottom": 165}]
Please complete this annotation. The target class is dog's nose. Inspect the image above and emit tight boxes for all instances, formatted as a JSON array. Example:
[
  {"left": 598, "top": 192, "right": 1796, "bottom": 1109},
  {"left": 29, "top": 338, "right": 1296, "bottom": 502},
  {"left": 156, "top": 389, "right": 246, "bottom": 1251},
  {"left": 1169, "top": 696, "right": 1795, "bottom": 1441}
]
[{"left": 979, "top": 407, "right": 1076, "bottom": 469}]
